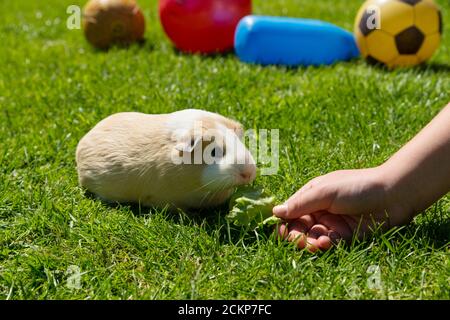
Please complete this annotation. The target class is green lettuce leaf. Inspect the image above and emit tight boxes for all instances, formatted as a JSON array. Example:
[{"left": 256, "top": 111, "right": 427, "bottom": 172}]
[{"left": 226, "top": 186, "right": 282, "bottom": 230}]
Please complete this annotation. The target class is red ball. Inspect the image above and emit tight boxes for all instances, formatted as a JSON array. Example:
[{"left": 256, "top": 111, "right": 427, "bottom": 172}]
[{"left": 159, "top": 0, "right": 252, "bottom": 54}]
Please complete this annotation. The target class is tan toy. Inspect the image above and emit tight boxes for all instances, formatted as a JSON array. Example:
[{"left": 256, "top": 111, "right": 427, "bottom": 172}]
[{"left": 83, "top": 0, "right": 145, "bottom": 49}]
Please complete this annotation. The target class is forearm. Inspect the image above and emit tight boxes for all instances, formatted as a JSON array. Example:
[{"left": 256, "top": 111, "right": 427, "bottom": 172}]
[
  {"left": 380, "top": 103, "right": 450, "bottom": 218},
  {"left": 381, "top": 104, "right": 450, "bottom": 216}
]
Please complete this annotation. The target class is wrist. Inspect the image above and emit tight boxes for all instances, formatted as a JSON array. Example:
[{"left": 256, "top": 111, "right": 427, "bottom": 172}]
[{"left": 373, "top": 163, "right": 416, "bottom": 225}]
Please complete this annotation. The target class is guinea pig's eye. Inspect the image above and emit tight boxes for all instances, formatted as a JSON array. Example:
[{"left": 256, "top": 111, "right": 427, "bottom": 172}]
[{"left": 211, "top": 146, "right": 224, "bottom": 158}]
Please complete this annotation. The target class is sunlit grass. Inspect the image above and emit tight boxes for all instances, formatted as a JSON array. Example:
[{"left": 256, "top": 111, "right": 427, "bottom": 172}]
[{"left": 0, "top": 0, "right": 449, "bottom": 299}]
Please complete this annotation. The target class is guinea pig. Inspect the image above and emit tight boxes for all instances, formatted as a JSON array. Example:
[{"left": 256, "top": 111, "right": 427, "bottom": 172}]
[{"left": 75, "top": 109, "right": 257, "bottom": 209}]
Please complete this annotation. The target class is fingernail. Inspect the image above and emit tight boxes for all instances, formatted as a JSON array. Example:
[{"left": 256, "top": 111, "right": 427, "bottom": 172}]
[
  {"left": 328, "top": 231, "right": 342, "bottom": 244},
  {"left": 276, "top": 224, "right": 288, "bottom": 240},
  {"left": 273, "top": 203, "right": 287, "bottom": 216}
]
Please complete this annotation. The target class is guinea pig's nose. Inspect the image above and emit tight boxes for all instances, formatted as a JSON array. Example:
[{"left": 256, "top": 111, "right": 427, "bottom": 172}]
[
  {"left": 240, "top": 172, "right": 251, "bottom": 181},
  {"left": 239, "top": 166, "right": 256, "bottom": 183}
]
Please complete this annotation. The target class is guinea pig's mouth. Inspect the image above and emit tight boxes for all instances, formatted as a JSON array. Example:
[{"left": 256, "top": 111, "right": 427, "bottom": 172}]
[
  {"left": 237, "top": 172, "right": 254, "bottom": 184},
  {"left": 201, "top": 164, "right": 256, "bottom": 192},
  {"left": 235, "top": 167, "right": 257, "bottom": 186}
]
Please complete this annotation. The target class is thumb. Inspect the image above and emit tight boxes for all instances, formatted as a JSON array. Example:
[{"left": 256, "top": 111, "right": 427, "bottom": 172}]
[{"left": 273, "top": 185, "right": 335, "bottom": 219}]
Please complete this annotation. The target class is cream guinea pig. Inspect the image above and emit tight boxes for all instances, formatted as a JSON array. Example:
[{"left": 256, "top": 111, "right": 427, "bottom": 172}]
[{"left": 75, "top": 109, "right": 257, "bottom": 209}]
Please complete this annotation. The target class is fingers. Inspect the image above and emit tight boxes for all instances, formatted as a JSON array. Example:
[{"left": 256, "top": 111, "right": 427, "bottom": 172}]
[
  {"left": 308, "top": 224, "right": 328, "bottom": 239},
  {"left": 277, "top": 217, "right": 342, "bottom": 252},
  {"left": 273, "top": 184, "right": 336, "bottom": 220},
  {"left": 273, "top": 176, "right": 323, "bottom": 218},
  {"left": 316, "top": 236, "right": 332, "bottom": 251},
  {"left": 306, "top": 236, "right": 332, "bottom": 252},
  {"left": 316, "top": 213, "right": 354, "bottom": 241},
  {"left": 277, "top": 220, "right": 308, "bottom": 247},
  {"left": 305, "top": 225, "right": 333, "bottom": 252},
  {"left": 276, "top": 215, "right": 316, "bottom": 239},
  {"left": 289, "top": 231, "right": 308, "bottom": 248}
]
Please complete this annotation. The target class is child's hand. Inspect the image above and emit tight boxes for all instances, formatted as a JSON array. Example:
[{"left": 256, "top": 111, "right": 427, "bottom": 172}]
[
  {"left": 273, "top": 104, "right": 450, "bottom": 252},
  {"left": 273, "top": 167, "right": 410, "bottom": 252}
]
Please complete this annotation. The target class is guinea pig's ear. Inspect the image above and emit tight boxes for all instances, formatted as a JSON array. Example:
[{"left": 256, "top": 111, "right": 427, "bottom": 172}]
[
  {"left": 222, "top": 119, "right": 244, "bottom": 139},
  {"left": 175, "top": 136, "right": 202, "bottom": 153},
  {"left": 234, "top": 125, "right": 244, "bottom": 139}
]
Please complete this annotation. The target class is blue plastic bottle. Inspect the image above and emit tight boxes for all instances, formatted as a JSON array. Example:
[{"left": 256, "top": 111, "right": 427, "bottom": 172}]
[{"left": 234, "top": 15, "right": 360, "bottom": 66}]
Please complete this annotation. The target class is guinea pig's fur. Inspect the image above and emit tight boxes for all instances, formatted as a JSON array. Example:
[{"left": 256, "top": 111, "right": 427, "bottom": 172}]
[{"left": 76, "top": 109, "right": 256, "bottom": 209}]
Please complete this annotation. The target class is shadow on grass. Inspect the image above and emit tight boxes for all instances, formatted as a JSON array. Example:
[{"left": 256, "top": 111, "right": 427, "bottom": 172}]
[
  {"left": 127, "top": 202, "right": 267, "bottom": 245},
  {"left": 359, "top": 60, "right": 450, "bottom": 75},
  {"left": 172, "top": 46, "right": 236, "bottom": 60},
  {"left": 83, "top": 189, "right": 262, "bottom": 245},
  {"left": 84, "top": 189, "right": 449, "bottom": 250},
  {"left": 86, "top": 38, "right": 154, "bottom": 53},
  {"left": 414, "top": 62, "right": 450, "bottom": 74},
  {"left": 129, "top": 202, "right": 450, "bottom": 250},
  {"left": 359, "top": 211, "right": 450, "bottom": 251},
  {"left": 219, "top": 57, "right": 450, "bottom": 75},
  {"left": 412, "top": 216, "right": 450, "bottom": 248}
]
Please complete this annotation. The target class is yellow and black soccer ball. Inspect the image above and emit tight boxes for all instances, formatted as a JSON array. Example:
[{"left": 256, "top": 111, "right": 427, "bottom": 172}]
[{"left": 354, "top": 0, "right": 443, "bottom": 68}]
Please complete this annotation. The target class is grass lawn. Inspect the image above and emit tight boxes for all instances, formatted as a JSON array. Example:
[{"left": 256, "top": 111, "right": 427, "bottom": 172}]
[{"left": 1, "top": 0, "right": 449, "bottom": 300}]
